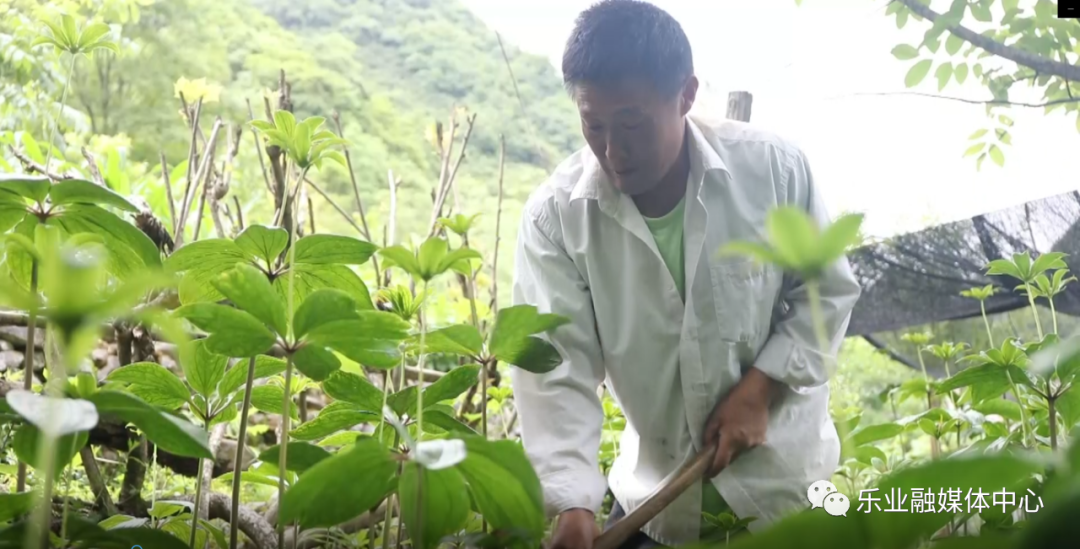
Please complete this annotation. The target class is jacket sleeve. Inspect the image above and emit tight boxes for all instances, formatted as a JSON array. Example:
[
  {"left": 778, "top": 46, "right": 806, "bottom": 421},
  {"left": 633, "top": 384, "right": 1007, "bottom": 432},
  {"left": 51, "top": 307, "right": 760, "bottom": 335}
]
[
  {"left": 753, "top": 147, "right": 863, "bottom": 388},
  {"left": 508, "top": 199, "right": 609, "bottom": 518}
]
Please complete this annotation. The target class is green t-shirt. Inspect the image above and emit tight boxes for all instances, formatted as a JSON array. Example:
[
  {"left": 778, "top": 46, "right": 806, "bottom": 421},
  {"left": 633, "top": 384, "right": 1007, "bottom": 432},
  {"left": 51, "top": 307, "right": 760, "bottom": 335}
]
[{"left": 641, "top": 197, "right": 734, "bottom": 537}]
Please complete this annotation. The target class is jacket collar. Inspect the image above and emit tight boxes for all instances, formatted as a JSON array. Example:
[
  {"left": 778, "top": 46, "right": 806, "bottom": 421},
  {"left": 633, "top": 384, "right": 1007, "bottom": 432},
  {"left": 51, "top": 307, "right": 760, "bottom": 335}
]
[{"left": 569, "top": 115, "right": 730, "bottom": 216}]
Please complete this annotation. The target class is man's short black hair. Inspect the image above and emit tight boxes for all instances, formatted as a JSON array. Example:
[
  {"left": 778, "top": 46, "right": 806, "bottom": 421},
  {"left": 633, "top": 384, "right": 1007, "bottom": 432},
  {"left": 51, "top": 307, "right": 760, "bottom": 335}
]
[{"left": 562, "top": 0, "right": 694, "bottom": 98}]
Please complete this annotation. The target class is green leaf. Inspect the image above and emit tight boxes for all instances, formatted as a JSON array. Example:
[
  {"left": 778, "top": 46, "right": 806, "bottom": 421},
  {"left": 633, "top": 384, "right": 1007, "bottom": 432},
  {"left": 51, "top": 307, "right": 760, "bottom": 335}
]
[
  {"left": 174, "top": 303, "right": 277, "bottom": 357},
  {"left": 905, "top": 59, "right": 934, "bottom": 88},
  {"left": 106, "top": 362, "right": 191, "bottom": 410},
  {"left": 973, "top": 398, "right": 1023, "bottom": 422},
  {"left": 211, "top": 263, "right": 288, "bottom": 336},
  {"left": 292, "top": 344, "right": 342, "bottom": 382},
  {"left": 1031, "top": 252, "right": 1068, "bottom": 276},
  {"left": 423, "top": 409, "right": 479, "bottom": 436},
  {"left": 936, "top": 363, "right": 1014, "bottom": 402},
  {"left": 0, "top": 492, "right": 34, "bottom": 523},
  {"left": 388, "top": 386, "right": 419, "bottom": 419},
  {"left": 848, "top": 422, "right": 904, "bottom": 446},
  {"left": 12, "top": 424, "right": 88, "bottom": 478},
  {"left": 290, "top": 401, "right": 380, "bottom": 441},
  {"left": 89, "top": 390, "right": 212, "bottom": 459},
  {"left": 935, "top": 62, "right": 953, "bottom": 91},
  {"left": 971, "top": 2, "right": 992, "bottom": 22},
  {"left": 407, "top": 324, "right": 483, "bottom": 357},
  {"left": 251, "top": 384, "right": 298, "bottom": 419},
  {"left": 53, "top": 205, "right": 161, "bottom": 278},
  {"left": 179, "top": 340, "right": 228, "bottom": 400},
  {"left": 218, "top": 355, "right": 287, "bottom": 399},
  {"left": 322, "top": 371, "right": 384, "bottom": 412},
  {"left": 963, "top": 142, "right": 985, "bottom": 157},
  {"left": 305, "top": 313, "right": 411, "bottom": 369},
  {"left": 765, "top": 207, "right": 816, "bottom": 268},
  {"left": 293, "top": 234, "right": 378, "bottom": 265},
  {"left": 867, "top": 454, "right": 1041, "bottom": 549},
  {"left": 293, "top": 289, "right": 360, "bottom": 338},
  {"left": 816, "top": 213, "right": 864, "bottom": 263},
  {"left": 258, "top": 442, "right": 332, "bottom": 474},
  {"left": 424, "top": 364, "right": 480, "bottom": 406},
  {"left": 0, "top": 193, "right": 27, "bottom": 234},
  {"left": 0, "top": 174, "right": 50, "bottom": 203},
  {"left": 988, "top": 144, "right": 1005, "bottom": 167},
  {"left": 48, "top": 179, "right": 138, "bottom": 212},
  {"left": 945, "top": 34, "right": 963, "bottom": 55},
  {"left": 165, "top": 238, "right": 248, "bottom": 275},
  {"left": 235, "top": 224, "right": 288, "bottom": 266},
  {"left": 275, "top": 263, "right": 374, "bottom": 314},
  {"left": 454, "top": 436, "right": 545, "bottom": 538},
  {"left": 377, "top": 245, "right": 422, "bottom": 278},
  {"left": 719, "top": 241, "right": 784, "bottom": 266},
  {"left": 954, "top": 63, "right": 968, "bottom": 84},
  {"left": 400, "top": 463, "right": 470, "bottom": 549},
  {"left": 891, "top": 44, "right": 919, "bottom": 60},
  {"left": 488, "top": 305, "right": 570, "bottom": 374},
  {"left": 278, "top": 437, "right": 397, "bottom": 528}
]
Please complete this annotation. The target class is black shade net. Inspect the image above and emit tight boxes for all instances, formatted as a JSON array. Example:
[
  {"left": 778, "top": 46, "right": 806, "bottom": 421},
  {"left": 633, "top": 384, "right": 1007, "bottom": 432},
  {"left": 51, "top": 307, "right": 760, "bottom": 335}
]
[{"left": 844, "top": 189, "right": 1080, "bottom": 338}]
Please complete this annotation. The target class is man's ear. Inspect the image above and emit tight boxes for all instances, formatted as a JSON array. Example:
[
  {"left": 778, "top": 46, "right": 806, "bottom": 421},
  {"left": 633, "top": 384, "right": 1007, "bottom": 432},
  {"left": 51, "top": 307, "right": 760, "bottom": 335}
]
[{"left": 679, "top": 75, "right": 699, "bottom": 116}]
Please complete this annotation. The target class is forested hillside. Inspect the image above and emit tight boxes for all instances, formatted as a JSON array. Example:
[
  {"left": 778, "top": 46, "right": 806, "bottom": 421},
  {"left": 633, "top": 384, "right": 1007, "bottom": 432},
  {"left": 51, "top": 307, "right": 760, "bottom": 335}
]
[{"left": 1, "top": 0, "right": 581, "bottom": 307}]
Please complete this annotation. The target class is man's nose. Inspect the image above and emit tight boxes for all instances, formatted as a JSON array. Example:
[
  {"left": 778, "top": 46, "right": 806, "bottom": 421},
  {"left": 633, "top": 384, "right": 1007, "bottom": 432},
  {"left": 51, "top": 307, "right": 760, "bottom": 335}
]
[{"left": 604, "top": 132, "right": 630, "bottom": 167}]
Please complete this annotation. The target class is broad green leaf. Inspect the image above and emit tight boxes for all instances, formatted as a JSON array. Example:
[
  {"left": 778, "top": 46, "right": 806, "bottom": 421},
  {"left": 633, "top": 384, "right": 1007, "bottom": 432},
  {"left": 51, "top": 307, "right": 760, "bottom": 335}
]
[
  {"left": 973, "top": 398, "right": 1023, "bottom": 422},
  {"left": 12, "top": 424, "right": 88, "bottom": 478},
  {"left": 905, "top": 59, "right": 933, "bottom": 88},
  {"left": 258, "top": 442, "right": 332, "bottom": 474},
  {"left": 718, "top": 241, "right": 783, "bottom": 266},
  {"left": 217, "top": 471, "right": 280, "bottom": 489},
  {"left": 954, "top": 63, "right": 968, "bottom": 84},
  {"left": 0, "top": 191, "right": 27, "bottom": 233},
  {"left": 407, "top": 324, "right": 483, "bottom": 357},
  {"left": 165, "top": 239, "right": 248, "bottom": 274},
  {"left": 179, "top": 340, "right": 228, "bottom": 400},
  {"left": 489, "top": 305, "right": 570, "bottom": 355},
  {"left": 290, "top": 401, "right": 380, "bottom": 441},
  {"left": 455, "top": 436, "right": 545, "bottom": 537},
  {"left": 275, "top": 262, "right": 374, "bottom": 314},
  {"left": 816, "top": 213, "right": 864, "bottom": 263},
  {"left": 251, "top": 384, "right": 298, "bottom": 419},
  {"left": 1018, "top": 484, "right": 1080, "bottom": 549},
  {"left": 423, "top": 409, "right": 478, "bottom": 436},
  {"left": 378, "top": 244, "right": 422, "bottom": 278},
  {"left": 4, "top": 390, "right": 97, "bottom": 436},
  {"left": 292, "top": 344, "right": 341, "bottom": 381},
  {"left": 106, "top": 363, "right": 191, "bottom": 410},
  {"left": 235, "top": 224, "right": 288, "bottom": 266},
  {"left": 322, "top": 371, "right": 384, "bottom": 412},
  {"left": 867, "top": 455, "right": 1041, "bottom": 549},
  {"left": 305, "top": 312, "right": 411, "bottom": 369},
  {"left": 1031, "top": 252, "right": 1068, "bottom": 276},
  {"left": 944, "top": 34, "right": 963, "bottom": 55},
  {"left": 278, "top": 437, "right": 397, "bottom": 528},
  {"left": 211, "top": 263, "right": 288, "bottom": 336},
  {"left": 400, "top": 463, "right": 470, "bottom": 549},
  {"left": 0, "top": 175, "right": 49, "bottom": 203},
  {"left": 848, "top": 422, "right": 904, "bottom": 447},
  {"left": 218, "top": 355, "right": 287, "bottom": 398},
  {"left": 293, "top": 234, "right": 378, "bottom": 265},
  {"left": 56, "top": 203, "right": 160, "bottom": 269},
  {"left": 424, "top": 365, "right": 480, "bottom": 406},
  {"left": 174, "top": 303, "right": 277, "bottom": 357},
  {"left": 765, "top": 206, "right": 816, "bottom": 269},
  {"left": 936, "top": 363, "right": 1019, "bottom": 402},
  {"left": 388, "top": 386, "right": 419, "bottom": 419},
  {"left": 48, "top": 179, "right": 138, "bottom": 212},
  {"left": 891, "top": 44, "right": 919, "bottom": 60},
  {"left": 0, "top": 493, "right": 34, "bottom": 523},
  {"left": 1055, "top": 385, "right": 1080, "bottom": 431},
  {"left": 89, "top": 391, "right": 213, "bottom": 459},
  {"left": 293, "top": 288, "right": 360, "bottom": 338}
]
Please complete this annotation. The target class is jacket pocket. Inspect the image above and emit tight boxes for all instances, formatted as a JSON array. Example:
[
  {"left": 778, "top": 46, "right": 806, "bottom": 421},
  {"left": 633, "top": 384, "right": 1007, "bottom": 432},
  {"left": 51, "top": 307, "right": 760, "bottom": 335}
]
[{"left": 708, "top": 257, "right": 779, "bottom": 345}]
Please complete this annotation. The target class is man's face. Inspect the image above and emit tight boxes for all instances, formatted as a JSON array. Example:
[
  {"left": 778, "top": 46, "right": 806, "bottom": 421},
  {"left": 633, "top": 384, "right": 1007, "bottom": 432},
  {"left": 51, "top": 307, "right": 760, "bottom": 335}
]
[{"left": 572, "top": 77, "right": 696, "bottom": 196}]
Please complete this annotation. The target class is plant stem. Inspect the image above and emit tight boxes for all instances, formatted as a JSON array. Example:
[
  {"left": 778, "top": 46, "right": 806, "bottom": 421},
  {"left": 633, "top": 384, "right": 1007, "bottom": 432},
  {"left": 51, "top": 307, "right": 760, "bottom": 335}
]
[
  {"left": 1025, "top": 284, "right": 1044, "bottom": 340},
  {"left": 1005, "top": 371, "right": 1030, "bottom": 449},
  {"left": 26, "top": 339, "right": 70, "bottom": 549},
  {"left": 417, "top": 281, "right": 429, "bottom": 435},
  {"left": 805, "top": 280, "right": 829, "bottom": 357},
  {"left": 230, "top": 355, "right": 259, "bottom": 549},
  {"left": 278, "top": 354, "right": 295, "bottom": 549},
  {"left": 1048, "top": 396, "right": 1058, "bottom": 451},
  {"left": 980, "top": 300, "right": 994, "bottom": 348},
  {"left": 16, "top": 260, "right": 38, "bottom": 493},
  {"left": 42, "top": 53, "right": 77, "bottom": 176},
  {"left": 1049, "top": 297, "right": 1058, "bottom": 335},
  {"left": 461, "top": 234, "right": 484, "bottom": 439},
  {"left": 189, "top": 423, "right": 209, "bottom": 549},
  {"left": 60, "top": 464, "right": 72, "bottom": 543}
]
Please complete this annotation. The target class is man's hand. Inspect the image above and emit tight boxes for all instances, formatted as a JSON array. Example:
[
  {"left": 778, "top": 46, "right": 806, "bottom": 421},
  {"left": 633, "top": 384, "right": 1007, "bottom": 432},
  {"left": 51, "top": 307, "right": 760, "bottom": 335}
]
[
  {"left": 702, "top": 367, "right": 780, "bottom": 478},
  {"left": 548, "top": 509, "right": 600, "bottom": 549}
]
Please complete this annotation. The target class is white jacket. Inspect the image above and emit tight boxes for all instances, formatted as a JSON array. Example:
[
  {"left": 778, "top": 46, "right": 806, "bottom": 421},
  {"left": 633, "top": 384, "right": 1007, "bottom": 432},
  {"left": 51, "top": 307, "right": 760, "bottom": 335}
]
[{"left": 508, "top": 115, "right": 862, "bottom": 545}]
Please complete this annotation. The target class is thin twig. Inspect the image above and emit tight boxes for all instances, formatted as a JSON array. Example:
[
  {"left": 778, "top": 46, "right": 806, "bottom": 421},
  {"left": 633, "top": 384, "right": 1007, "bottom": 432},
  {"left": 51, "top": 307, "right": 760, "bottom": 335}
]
[
  {"left": 180, "top": 97, "right": 204, "bottom": 231},
  {"left": 9, "top": 146, "right": 71, "bottom": 180},
  {"left": 331, "top": 111, "right": 381, "bottom": 283},
  {"left": 491, "top": 134, "right": 506, "bottom": 317},
  {"left": 308, "top": 196, "right": 316, "bottom": 235},
  {"left": 427, "top": 113, "right": 477, "bottom": 237},
  {"left": 80, "top": 447, "right": 118, "bottom": 515},
  {"left": 160, "top": 153, "right": 177, "bottom": 228},
  {"left": 847, "top": 91, "right": 1080, "bottom": 108},
  {"left": 233, "top": 196, "right": 245, "bottom": 231},
  {"left": 248, "top": 99, "right": 275, "bottom": 197},
  {"left": 302, "top": 177, "right": 365, "bottom": 235},
  {"left": 176, "top": 118, "right": 223, "bottom": 247},
  {"left": 80, "top": 147, "right": 105, "bottom": 186}
]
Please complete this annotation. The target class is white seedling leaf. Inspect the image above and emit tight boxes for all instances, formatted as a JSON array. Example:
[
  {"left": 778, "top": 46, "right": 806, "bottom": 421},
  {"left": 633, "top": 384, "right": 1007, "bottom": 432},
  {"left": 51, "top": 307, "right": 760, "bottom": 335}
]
[
  {"left": 412, "top": 439, "right": 467, "bottom": 470},
  {"left": 6, "top": 389, "right": 98, "bottom": 436},
  {"left": 383, "top": 405, "right": 414, "bottom": 448}
]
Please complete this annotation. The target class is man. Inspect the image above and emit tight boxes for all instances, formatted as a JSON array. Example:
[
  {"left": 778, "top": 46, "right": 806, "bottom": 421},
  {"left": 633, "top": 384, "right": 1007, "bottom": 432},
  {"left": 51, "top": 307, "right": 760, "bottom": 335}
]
[{"left": 508, "top": 1, "right": 862, "bottom": 548}]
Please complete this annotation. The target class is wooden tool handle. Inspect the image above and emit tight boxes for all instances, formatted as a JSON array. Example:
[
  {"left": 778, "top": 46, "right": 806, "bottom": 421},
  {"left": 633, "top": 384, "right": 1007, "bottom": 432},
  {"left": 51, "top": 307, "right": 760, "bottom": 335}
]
[{"left": 592, "top": 443, "right": 719, "bottom": 549}]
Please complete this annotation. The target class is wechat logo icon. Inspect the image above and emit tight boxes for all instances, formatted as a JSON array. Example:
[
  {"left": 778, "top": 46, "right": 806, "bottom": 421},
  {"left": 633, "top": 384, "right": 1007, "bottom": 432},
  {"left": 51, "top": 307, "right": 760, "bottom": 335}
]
[{"left": 807, "top": 480, "right": 849, "bottom": 517}]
